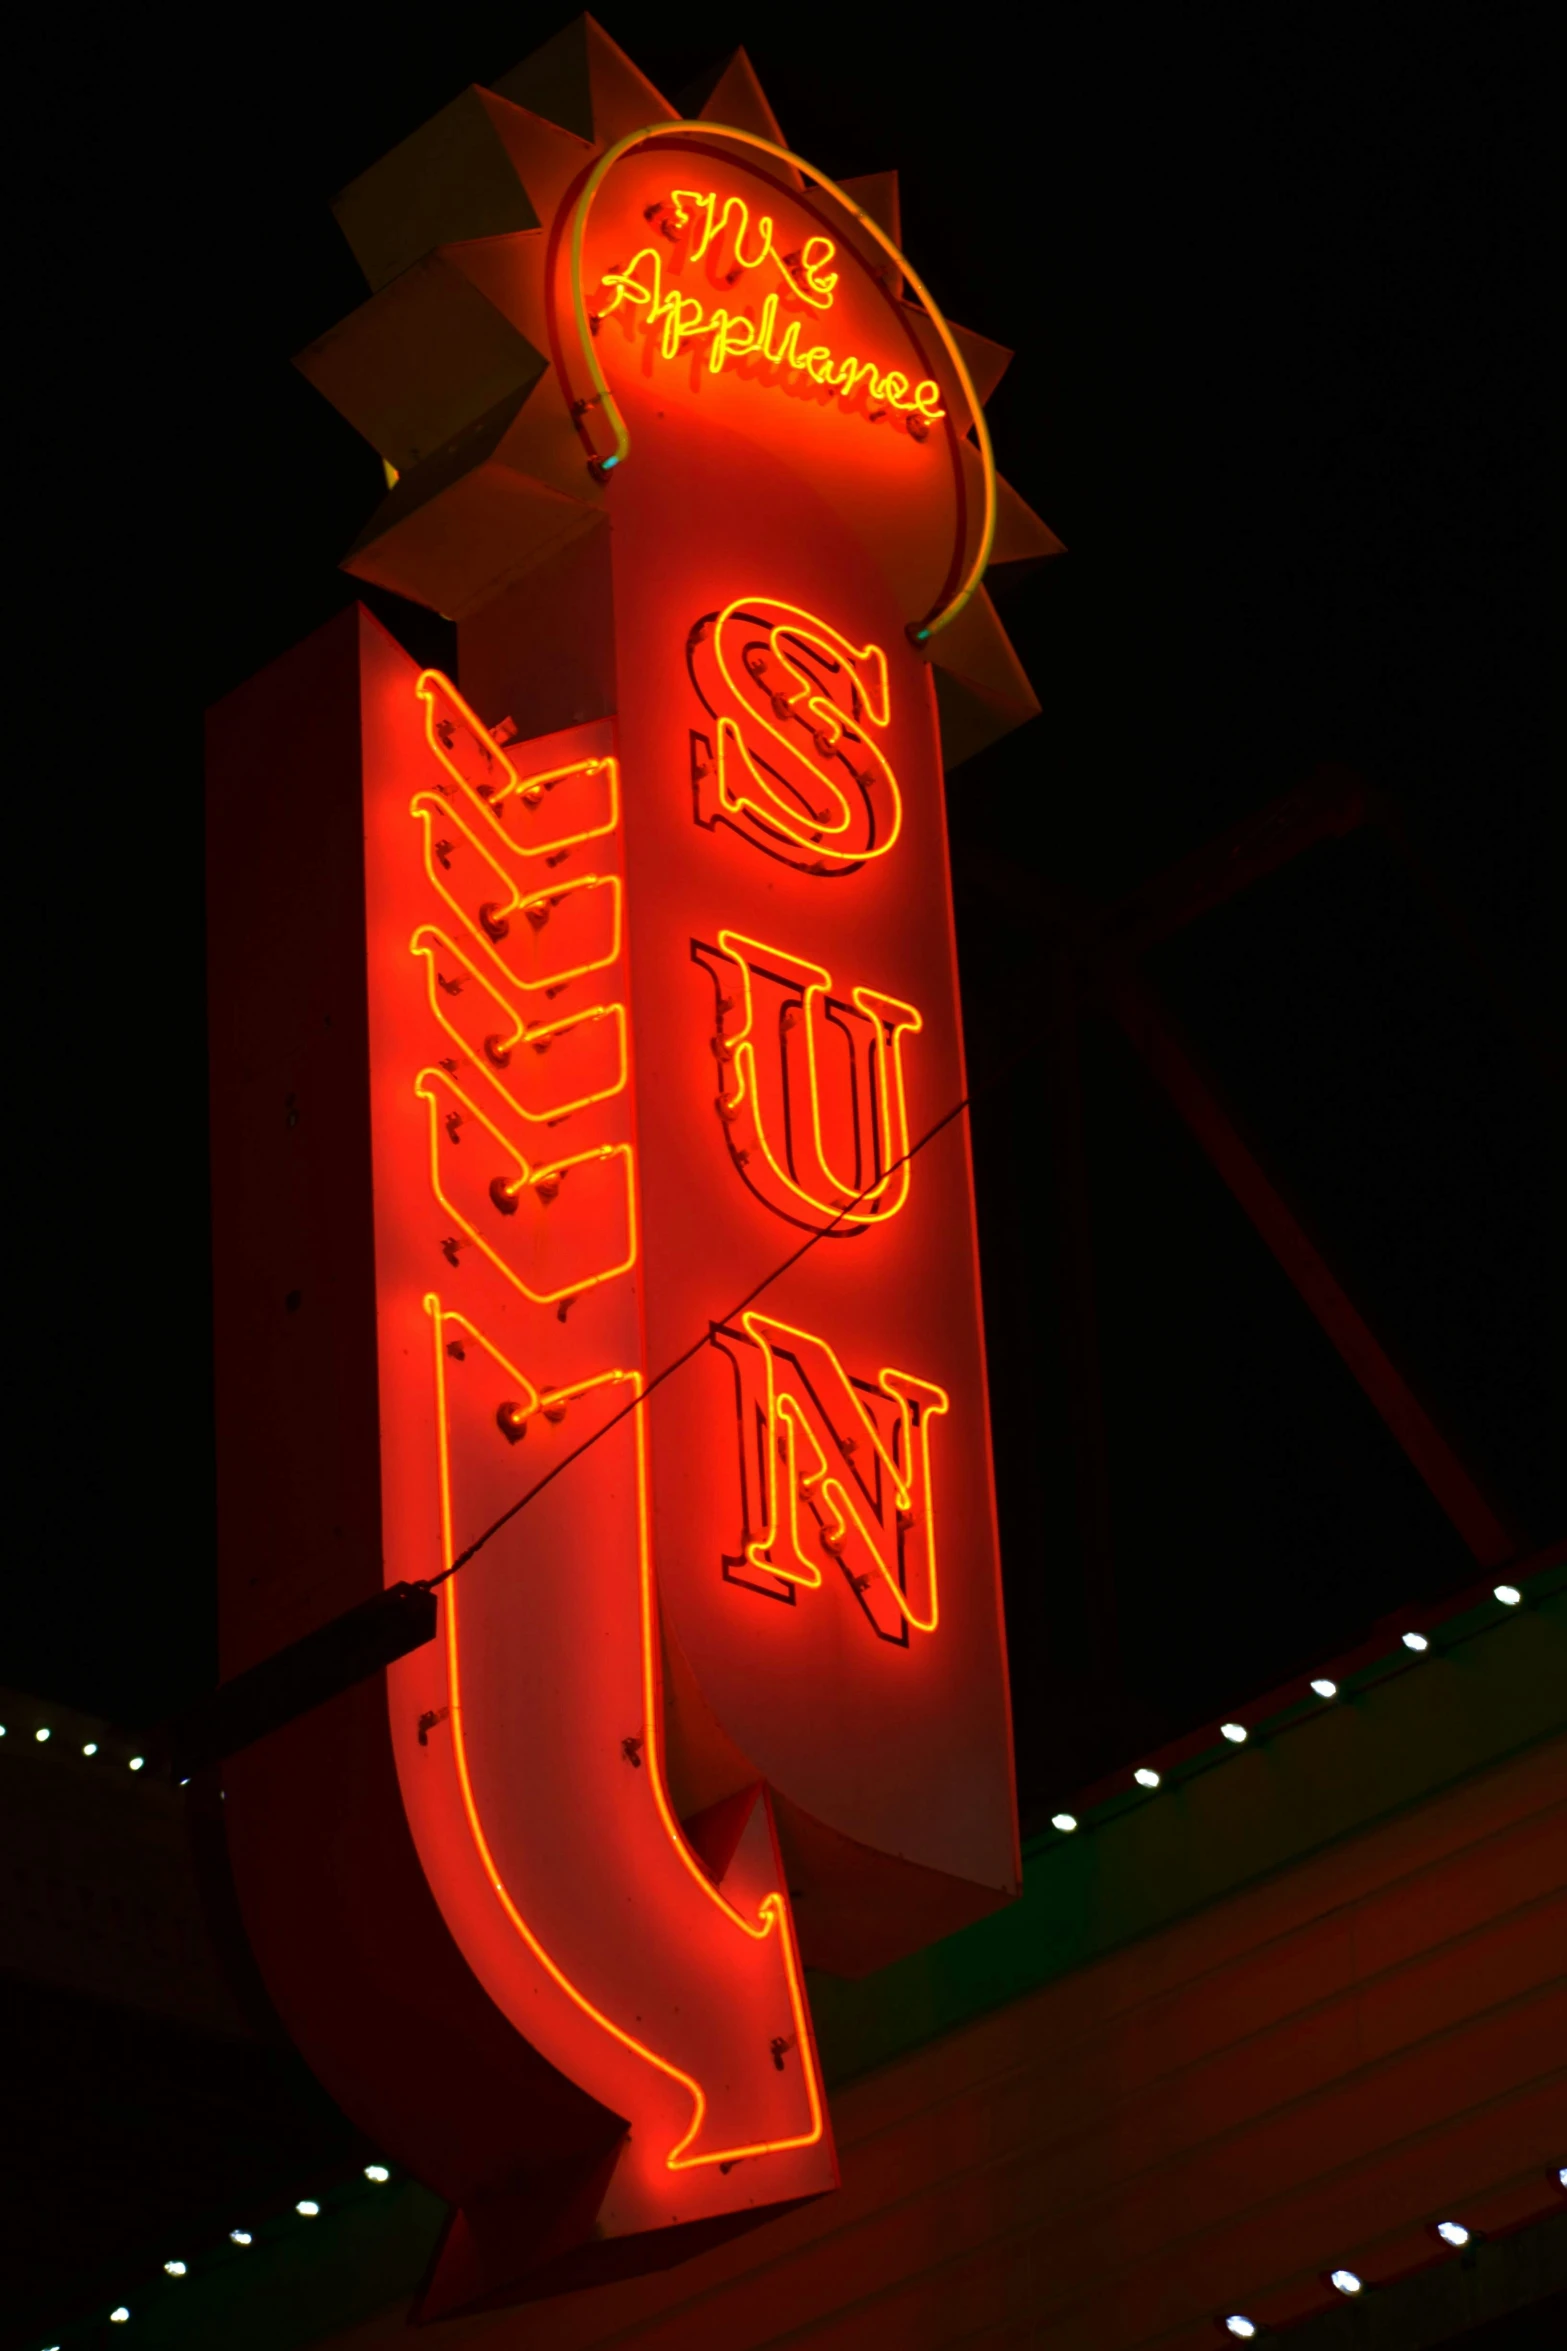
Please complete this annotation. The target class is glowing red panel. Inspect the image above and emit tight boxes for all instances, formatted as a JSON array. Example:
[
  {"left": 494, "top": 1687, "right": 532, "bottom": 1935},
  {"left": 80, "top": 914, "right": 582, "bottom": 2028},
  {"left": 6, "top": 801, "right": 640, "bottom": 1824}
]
[
  {"left": 693, "top": 929, "right": 921, "bottom": 1230},
  {"left": 211, "top": 123, "right": 1020, "bottom": 2317},
  {"left": 360, "top": 653, "right": 836, "bottom": 2250},
  {"left": 377, "top": 138, "right": 1012, "bottom": 2266},
  {"left": 596, "top": 429, "right": 1018, "bottom": 1974}
]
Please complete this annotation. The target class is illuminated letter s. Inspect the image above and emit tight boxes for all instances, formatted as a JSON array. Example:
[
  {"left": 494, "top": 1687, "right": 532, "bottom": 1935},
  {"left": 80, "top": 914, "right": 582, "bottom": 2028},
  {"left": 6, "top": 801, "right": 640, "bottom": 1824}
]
[{"left": 688, "top": 597, "right": 901, "bottom": 873}]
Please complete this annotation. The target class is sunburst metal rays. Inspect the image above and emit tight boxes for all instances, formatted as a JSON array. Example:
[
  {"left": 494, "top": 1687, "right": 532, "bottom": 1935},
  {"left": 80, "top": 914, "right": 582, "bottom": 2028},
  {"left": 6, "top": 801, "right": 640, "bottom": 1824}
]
[{"left": 297, "top": 15, "right": 1060, "bottom": 759}]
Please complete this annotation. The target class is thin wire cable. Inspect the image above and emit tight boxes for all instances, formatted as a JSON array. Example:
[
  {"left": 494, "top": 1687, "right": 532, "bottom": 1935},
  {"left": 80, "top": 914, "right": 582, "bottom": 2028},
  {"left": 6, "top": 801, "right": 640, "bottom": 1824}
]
[{"left": 423, "top": 1086, "right": 978, "bottom": 1591}]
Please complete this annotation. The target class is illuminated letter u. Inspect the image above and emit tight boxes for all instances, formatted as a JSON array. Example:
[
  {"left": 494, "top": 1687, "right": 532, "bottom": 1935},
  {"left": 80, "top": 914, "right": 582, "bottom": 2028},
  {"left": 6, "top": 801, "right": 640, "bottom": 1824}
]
[{"left": 693, "top": 931, "right": 921, "bottom": 1232}]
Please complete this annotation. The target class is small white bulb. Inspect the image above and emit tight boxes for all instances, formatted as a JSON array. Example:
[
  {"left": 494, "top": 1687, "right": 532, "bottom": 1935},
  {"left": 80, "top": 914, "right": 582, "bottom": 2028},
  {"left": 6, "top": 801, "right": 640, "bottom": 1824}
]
[
  {"left": 1557, "top": 2164, "right": 1566, "bottom": 2188},
  {"left": 1494, "top": 1583, "right": 1521, "bottom": 1606},
  {"left": 1134, "top": 1767, "right": 1161, "bottom": 1789},
  {"left": 83, "top": 1741, "right": 98, "bottom": 1756},
  {"left": 296, "top": 2199, "right": 320, "bottom": 2217},
  {"left": 1330, "top": 2268, "right": 1362, "bottom": 2294},
  {"left": 1224, "top": 2321, "right": 1257, "bottom": 2342},
  {"left": 1401, "top": 1631, "right": 1428, "bottom": 1653},
  {"left": 1436, "top": 2221, "right": 1469, "bottom": 2247},
  {"left": 35, "top": 1727, "right": 51, "bottom": 1743},
  {"left": 164, "top": 2258, "right": 188, "bottom": 2275},
  {"left": 1220, "top": 1721, "right": 1247, "bottom": 1744},
  {"left": 129, "top": 1755, "right": 145, "bottom": 1771},
  {"left": 111, "top": 2313, "right": 130, "bottom": 2326},
  {"left": 230, "top": 2228, "right": 252, "bottom": 2245},
  {"left": 1310, "top": 1678, "right": 1338, "bottom": 1699},
  {"left": 364, "top": 2164, "right": 390, "bottom": 2183},
  {"left": 1051, "top": 1812, "right": 1078, "bottom": 1833}
]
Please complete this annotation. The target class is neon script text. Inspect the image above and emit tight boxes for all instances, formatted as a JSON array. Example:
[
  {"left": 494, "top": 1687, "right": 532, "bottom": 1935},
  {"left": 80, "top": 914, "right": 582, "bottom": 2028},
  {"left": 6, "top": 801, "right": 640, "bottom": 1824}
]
[
  {"left": 669, "top": 188, "right": 838, "bottom": 308},
  {"left": 598, "top": 189, "right": 944, "bottom": 419}
]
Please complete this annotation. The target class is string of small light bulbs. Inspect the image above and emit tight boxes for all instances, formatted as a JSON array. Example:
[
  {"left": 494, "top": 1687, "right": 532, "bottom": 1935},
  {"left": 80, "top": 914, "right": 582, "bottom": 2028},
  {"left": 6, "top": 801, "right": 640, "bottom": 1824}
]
[
  {"left": 1216, "top": 2168, "right": 1567, "bottom": 2338},
  {"left": 1039, "top": 1571, "right": 1543, "bottom": 1839},
  {"left": 33, "top": 2147, "right": 1566, "bottom": 2338},
  {"left": 12, "top": 1563, "right": 1555, "bottom": 2344},
  {"left": 26, "top": 2165, "right": 398, "bottom": 2346}
]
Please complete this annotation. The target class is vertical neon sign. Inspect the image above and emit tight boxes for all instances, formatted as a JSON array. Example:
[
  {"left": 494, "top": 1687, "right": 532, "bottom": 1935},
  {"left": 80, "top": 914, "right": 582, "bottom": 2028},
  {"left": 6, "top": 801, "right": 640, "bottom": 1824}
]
[{"left": 212, "top": 20, "right": 1059, "bottom": 2322}]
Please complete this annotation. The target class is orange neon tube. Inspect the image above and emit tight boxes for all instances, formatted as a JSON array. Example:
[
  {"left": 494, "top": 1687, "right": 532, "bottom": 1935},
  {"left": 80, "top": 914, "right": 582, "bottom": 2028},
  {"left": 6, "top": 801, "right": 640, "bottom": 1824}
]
[
  {"left": 411, "top": 793, "right": 623, "bottom": 995},
  {"left": 739, "top": 1309, "right": 948, "bottom": 1633},
  {"left": 410, "top": 925, "right": 628, "bottom": 1126},
  {"left": 567, "top": 122, "right": 996, "bottom": 643},
  {"left": 697, "top": 596, "right": 903, "bottom": 868},
  {"left": 425, "top": 1297, "right": 825, "bottom": 2168},
  {"left": 414, "top": 670, "right": 620, "bottom": 856},
  {"left": 668, "top": 187, "right": 838, "bottom": 307},
  {"left": 714, "top": 929, "right": 920, "bottom": 1225},
  {"left": 414, "top": 1066, "right": 638, "bottom": 1306}
]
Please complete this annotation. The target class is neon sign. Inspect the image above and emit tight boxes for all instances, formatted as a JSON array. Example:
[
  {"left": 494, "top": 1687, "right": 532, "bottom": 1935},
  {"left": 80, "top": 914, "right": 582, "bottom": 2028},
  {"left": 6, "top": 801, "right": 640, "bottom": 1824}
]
[
  {"left": 213, "top": 19, "right": 1053, "bottom": 2323},
  {"left": 669, "top": 187, "right": 842, "bottom": 306},
  {"left": 410, "top": 928, "right": 628, "bottom": 1127},
  {"left": 688, "top": 596, "right": 901, "bottom": 871},
  {"left": 694, "top": 931, "right": 921, "bottom": 1231},
  {"left": 426, "top": 1298, "right": 825, "bottom": 2174},
  {"left": 564, "top": 114, "right": 1002, "bottom": 641},
  {"left": 598, "top": 190, "right": 946, "bottom": 422},
  {"left": 416, "top": 669, "right": 620, "bottom": 856},
  {"left": 413, "top": 1064, "right": 637, "bottom": 1307},
  {"left": 714, "top": 1311, "right": 948, "bottom": 1640}
]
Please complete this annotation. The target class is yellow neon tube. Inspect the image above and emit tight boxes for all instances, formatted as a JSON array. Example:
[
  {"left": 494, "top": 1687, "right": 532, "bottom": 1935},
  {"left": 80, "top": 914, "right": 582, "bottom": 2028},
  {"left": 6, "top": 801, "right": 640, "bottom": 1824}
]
[
  {"left": 567, "top": 121, "right": 997, "bottom": 643},
  {"left": 425, "top": 1298, "right": 825, "bottom": 2169}
]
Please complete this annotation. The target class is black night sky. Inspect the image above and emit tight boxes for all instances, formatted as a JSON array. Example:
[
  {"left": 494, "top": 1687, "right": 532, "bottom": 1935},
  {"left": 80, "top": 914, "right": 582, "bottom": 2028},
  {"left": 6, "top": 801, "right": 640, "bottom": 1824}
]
[{"left": 12, "top": 3, "right": 1556, "bottom": 1814}]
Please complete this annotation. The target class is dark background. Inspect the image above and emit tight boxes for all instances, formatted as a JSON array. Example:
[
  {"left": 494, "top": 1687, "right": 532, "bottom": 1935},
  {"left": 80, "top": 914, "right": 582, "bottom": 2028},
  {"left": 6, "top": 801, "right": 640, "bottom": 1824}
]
[
  {"left": 11, "top": 0, "right": 1557, "bottom": 1811},
  {"left": 3, "top": 6, "right": 1559, "bottom": 2343}
]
